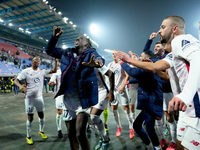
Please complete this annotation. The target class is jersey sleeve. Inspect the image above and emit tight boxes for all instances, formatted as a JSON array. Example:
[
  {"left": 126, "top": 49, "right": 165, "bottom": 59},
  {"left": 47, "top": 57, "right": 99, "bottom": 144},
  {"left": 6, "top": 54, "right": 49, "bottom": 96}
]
[
  {"left": 163, "top": 52, "right": 173, "bottom": 68},
  {"left": 50, "top": 73, "right": 57, "bottom": 82},
  {"left": 172, "top": 36, "right": 200, "bottom": 106},
  {"left": 17, "top": 69, "right": 27, "bottom": 80}
]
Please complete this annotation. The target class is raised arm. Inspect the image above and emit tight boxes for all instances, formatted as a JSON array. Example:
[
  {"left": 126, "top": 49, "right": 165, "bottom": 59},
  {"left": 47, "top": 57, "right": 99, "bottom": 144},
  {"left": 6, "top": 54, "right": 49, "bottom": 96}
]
[
  {"left": 49, "top": 58, "right": 58, "bottom": 74},
  {"left": 116, "top": 51, "right": 170, "bottom": 73},
  {"left": 45, "top": 26, "right": 64, "bottom": 58},
  {"left": 143, "top": 32, "right": 157, "bottom": 52}
]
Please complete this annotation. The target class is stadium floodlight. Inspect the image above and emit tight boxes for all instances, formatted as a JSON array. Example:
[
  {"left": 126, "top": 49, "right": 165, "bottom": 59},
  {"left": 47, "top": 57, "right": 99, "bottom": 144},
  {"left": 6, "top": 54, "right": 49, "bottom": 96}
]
[
  {"left": 43, "top": 0, "right": 46, "bottom": 2},
  {"left": 83, "top": 34, "right": 87, "bottom": 36},
  {"left": 45, "top": 1, "right": 48, "bottom": 4},
  {"left": 73, "top": 24, "right": 76, "bottom": 28},
  {"left": 90, "top": 24, "right": 99, "bottom": 35},
  {"left": 62, "top": 45, "right": 67, "bottom": 49},
  {"left": 58, "top": 12, "right": 62, "bottom": 15},
  {"left": 69, "top": 21, "right": 73, "bottom": 25},
  {"left": 86, "top": 36, "right": 89, "bottom": 38},
  {"left": 46, "top": 39, "right": 49, "bottom": 42},
  {"left": 0, "top": 18, "right": 3, "bottom": 22},
  {"left": 8, "top": 23, "right": 13, "bottom": 26},
  {"left": 104, "top": 49, "right": 113, "bottom": 53},
  {"left": 19, "top": 27, "right": 23, "bottom": 31},
  {"left": 53, "top": 8, "right": 56, "bottom": 11},
  {"left": 25, "top": 30, "right": 31, "bottom": 34},
  {"left": 63, "top": 17, "right": 68, "bottom": 23}
]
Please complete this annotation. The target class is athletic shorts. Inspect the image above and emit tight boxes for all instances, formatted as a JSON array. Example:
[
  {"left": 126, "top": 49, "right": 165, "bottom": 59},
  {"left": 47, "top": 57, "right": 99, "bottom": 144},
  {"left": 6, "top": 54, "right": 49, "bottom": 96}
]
[
  {"left": 181, "top": 116, "right": 200, "bottom": 150},
  {"left": 111, "top": 88, "right": 129, "bottom": 106},
  {"left": 128, "top": 84, "right": 138, "bottom": 105},
  {"left": 63, "top": 96, "right": 90, "bottom": 121},
  {"left": 25, "top": 96, "right": 44, "bottom": 114},
  {"left": 55, "top": 95, "right": 64, "bottom": 109},
  {"left": 177, "top": 112, "right": 187, "bottom": 141},
  {"left": 93, "top": 89, "right": 109, "bottom": 110},
  {"left": 163, "top": 92, "right": 173, "bottom": 111}
]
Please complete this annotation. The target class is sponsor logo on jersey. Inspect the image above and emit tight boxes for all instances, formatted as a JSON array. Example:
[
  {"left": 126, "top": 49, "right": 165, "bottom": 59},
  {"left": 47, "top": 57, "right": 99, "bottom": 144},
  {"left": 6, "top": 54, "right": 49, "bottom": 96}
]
[
  {"left": 190, "top": 140, "right": 200, "bottom": 146},
  {"left": 34, "top": 78, "right": 40, "bottom": 83}
]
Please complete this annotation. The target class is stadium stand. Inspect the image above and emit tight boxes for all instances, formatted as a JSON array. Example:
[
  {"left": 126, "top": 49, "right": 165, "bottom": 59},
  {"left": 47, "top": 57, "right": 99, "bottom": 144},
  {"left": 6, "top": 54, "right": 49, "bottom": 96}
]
[{"left": 0, "top": 42, "right": 32, "bottom": 59}]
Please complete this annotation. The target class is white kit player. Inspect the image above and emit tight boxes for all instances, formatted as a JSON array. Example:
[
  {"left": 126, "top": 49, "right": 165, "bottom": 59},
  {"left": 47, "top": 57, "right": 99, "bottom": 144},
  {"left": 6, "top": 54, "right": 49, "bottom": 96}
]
[
  {"left": 14, "top": 57, "right": 57, "bottom": 145},
  {"left": 116, "top": 16, "right": 200, "bottom": 150},
  {"left": 49, "top": 65, "right": 65, "bottom": 138},
  {"left": 107, "top": 50, "right": 134, "bottom": 138},
  {"left": 90, "top": 65, "right": 114, "bottom": 150},
  {"left": 126, "top": 52, "right": 139, "bottom": 133}
]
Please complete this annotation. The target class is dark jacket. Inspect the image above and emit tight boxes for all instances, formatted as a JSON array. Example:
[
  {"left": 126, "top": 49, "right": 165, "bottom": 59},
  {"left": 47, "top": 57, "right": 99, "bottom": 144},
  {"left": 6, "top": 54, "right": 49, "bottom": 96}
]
[
  {"left": 121, "top": 61, "right": 163, "bottom": 118},
  {"left": 143, "top": 39, "right": 171, "bottom": 93},
  {"left": 45, "top": 36, "right": 105, "bottom": 109}
]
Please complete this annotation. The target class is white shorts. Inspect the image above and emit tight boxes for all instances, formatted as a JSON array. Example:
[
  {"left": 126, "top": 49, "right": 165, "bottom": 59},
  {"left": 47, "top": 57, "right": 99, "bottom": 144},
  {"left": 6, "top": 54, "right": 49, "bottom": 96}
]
[
  {"left": 177, "top": 112, "right": 187, "bottom": 141},
  {"left": 128, "top": 83, "right": 138, "bottom": 105},
  {"left": 181, "top": 116, "right": 200, "bottom": 150},
  {"left": 163, "top": 92, "right": 173, "bottom": 111},
  {"left": 93, "top": 89, "right": 109, "bottom": 110},
  {"left": 111, "top": 88, "right": 129, "bottom": 106},
  {"left": 25, "top": 96, "right": 44, "bottom": 114},
  {"left": 55, "top": 95, "right": 64, "bottom": 109},
  {"left": 62, "top": 106, "right": 74, "bottom": 121},
  {"left": 63, "top": 96, "right": 90, "bottom": 121}
]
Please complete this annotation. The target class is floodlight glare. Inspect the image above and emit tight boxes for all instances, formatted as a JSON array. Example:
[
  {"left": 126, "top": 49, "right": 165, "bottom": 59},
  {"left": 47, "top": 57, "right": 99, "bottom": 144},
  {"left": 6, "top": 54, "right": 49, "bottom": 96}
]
[
  {"left": 62, "top": 45, "right": 67, "bottom": 49},
  {"left": 90, "top": 24, "right": 99, "bottom": 35}
]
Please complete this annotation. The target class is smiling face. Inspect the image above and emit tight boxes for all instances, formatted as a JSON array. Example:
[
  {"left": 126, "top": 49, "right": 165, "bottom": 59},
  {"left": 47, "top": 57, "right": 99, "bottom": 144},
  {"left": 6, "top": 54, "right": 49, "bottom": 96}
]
[
  {"left": 32, "top": 57, "right": 41, "bottom": 68},
  {"left": 154, "top": 43, "right": 164, "bottom": 56}
]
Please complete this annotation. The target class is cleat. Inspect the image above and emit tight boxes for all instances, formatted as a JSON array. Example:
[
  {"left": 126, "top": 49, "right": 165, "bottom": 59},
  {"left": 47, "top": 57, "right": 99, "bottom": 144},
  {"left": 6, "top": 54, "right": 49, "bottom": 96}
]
[
  {"left": 38, "top": 131, "right": 48, "bottom": 139},
  {"left": 58, "top": 130, "right": 63, "bottom": 138},
  {"left": 129, "top": 129, "right": 135, "bottom": 139},
  {"left": 160, "top": 139, "right": 168, "bottom": 148},
  {"left": 116, "top": 127, "right": 123, "bottom": 137},
  {"left": 102, "top": 140, "right": 110, "bottom": 150},
  {"left": 104, "top": 123, "right": 108, "bottom": 131},
  {"left": 166, "top": 142, "right": 177, "bottom": 150},
  {"left": 26, "top": 137, "right": 33, "bottom": 145},
  {"left": 95, "top": 138, "right": 103, "bottom": 150}
]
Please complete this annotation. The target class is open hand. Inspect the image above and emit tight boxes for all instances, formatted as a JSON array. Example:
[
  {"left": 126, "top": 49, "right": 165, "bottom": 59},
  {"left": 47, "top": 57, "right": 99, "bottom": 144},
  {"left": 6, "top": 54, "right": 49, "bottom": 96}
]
[{"left": 82, "top": 55, "right": 103, "bottom": 67}]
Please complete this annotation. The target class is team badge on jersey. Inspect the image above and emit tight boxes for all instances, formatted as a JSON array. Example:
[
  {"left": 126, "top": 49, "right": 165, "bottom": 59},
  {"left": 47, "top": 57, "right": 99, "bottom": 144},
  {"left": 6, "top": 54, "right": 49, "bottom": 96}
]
[
  {"left": 114, "top": 70, "right": 119, "bottom": 74},
  {"left": 34, "top": 78, "right": 40, "bottom": 83}
]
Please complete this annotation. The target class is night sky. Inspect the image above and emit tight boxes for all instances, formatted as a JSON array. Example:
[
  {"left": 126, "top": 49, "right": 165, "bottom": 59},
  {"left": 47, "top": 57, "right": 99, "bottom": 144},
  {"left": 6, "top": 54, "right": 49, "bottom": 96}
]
[{"left": 48, "top": 0, "right": 200, "bottom": 63}]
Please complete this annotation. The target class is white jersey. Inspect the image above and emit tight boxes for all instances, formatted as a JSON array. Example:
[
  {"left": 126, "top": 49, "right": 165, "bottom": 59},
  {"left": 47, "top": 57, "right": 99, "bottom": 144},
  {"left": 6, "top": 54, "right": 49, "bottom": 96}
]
[
  {"left": 94, "top": 65, "right": 109, "bottom": 92},
  {"left": 171, "top": 34, "right": 200, "bottom": 117},
  {"left": 50, "top": 69, "right": 61, "bottom": 93},
  {"left": 17, "top": 67, "right": 50, "bottom": 99},
  {"left": 107, "top": 61, "right": 126, "bottom": 91},
  {"left": 163, "top": 53, "right": 181, "bottom": 96}
]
